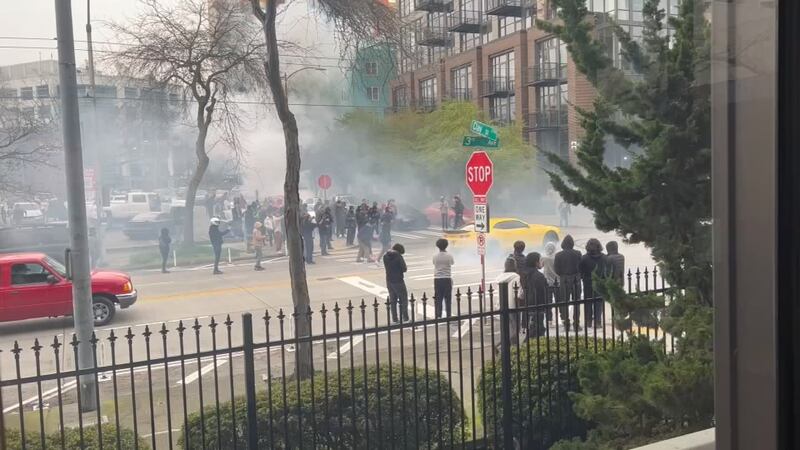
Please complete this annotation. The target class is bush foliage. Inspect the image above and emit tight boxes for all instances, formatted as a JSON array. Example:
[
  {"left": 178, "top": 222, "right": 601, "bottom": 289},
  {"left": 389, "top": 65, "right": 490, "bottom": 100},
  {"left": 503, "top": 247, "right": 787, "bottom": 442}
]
[
  {"left": 4, "top": 424, "right": 149, "bottom": 450},
  {"left": 180, "top": 364, "right": 467, "bottom": 449}
]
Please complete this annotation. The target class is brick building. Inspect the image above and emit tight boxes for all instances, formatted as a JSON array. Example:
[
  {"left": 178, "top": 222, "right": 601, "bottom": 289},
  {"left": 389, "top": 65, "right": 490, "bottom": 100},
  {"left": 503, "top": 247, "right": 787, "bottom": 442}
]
[{"left": 388, "top": 0, "right": 680, "bottom": 164}]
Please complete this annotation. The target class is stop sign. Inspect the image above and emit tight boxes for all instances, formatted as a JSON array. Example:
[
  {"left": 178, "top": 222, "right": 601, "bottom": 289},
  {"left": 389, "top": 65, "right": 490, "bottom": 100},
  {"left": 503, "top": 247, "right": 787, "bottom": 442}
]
[
  {"left": 318, "top": 174, "right": 332, "bottom": 190},
  {"left": 465, "top": 151, "right": 494, "bottom": 196}
]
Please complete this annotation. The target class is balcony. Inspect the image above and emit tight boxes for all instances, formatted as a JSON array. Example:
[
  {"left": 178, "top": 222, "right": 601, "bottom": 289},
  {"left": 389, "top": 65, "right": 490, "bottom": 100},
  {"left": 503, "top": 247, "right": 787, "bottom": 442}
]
[
  {"left": 416, "top": 25, "right": 452, "bottom": 47},
  {"left": 416, "top": 98, "right": 437, "bottom": 112},
  {"left": 447, "top": 10, "right": 485, "bottom": 33},
  {"left": 485, "top": 0, "right": 532, "bottom": 17},
  {"left": 527, "top": 108, "right": 569, "bottom": 130},
  {"left": 524, "top": 63, "right": 568, "bottom": 86},
  {"left": 481, "top": 77, "right": 515, "bottom": 97},
  {"left": 414, "top": 0, "right": 453, "bottom": 12},
  {"left": 448, "top": 88, "right": 472, "bottom": 102}
]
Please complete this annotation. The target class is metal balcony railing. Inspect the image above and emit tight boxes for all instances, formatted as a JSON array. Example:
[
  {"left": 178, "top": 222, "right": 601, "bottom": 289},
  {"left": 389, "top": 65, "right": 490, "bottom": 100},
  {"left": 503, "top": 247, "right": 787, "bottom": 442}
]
[
  {"left": 524, "top": 63, "right": 568, "bottom": 86},
  {"left": 416, "top": 25, "right": 452, "bottom": 47},
  {"left": 485, "top": 0, "right": 532, "bottom": 17},
  {"left": 448, "top": 88, "right": 472, "bottom": 101},
  {"left": 447, "top": 10, "right": 485, "bottom": 33},
  {"left": 414, "top": 0, "right": 453, "bottom": 12},
  {"left": 527, "top": 108, "right": 569, "bottom": 130},
  {"left": 480, "top": 77, "right": 515, "bottom": 97}
]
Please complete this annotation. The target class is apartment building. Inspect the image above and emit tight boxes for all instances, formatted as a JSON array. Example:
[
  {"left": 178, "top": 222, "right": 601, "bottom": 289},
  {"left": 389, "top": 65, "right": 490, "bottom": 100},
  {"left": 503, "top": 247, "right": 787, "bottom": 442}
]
[{"left": 388, "top": 0, "right": 679, "bottom": 163}]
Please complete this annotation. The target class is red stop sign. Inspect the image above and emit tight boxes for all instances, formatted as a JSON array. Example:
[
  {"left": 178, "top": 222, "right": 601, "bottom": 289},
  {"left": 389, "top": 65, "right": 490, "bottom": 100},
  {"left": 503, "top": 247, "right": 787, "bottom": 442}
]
[
  {"left": 318, "top": 174, "right": 332, "bottom": 190},
  {"left": 465, "top": 151, "right": 494, "bottom": 196}
]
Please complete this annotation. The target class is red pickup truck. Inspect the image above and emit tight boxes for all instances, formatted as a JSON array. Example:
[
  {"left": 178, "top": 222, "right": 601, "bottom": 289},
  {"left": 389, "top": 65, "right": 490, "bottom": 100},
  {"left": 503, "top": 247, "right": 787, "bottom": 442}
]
[{"left": 0, "top": 253, "right": 137, "bottom": 326}]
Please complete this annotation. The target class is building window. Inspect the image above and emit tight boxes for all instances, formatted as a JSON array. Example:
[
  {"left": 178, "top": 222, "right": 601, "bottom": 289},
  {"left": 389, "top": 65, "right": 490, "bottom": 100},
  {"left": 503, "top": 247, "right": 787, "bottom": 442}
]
[
  {"left": 35, "top": 85, "right": 49, "bottom": 98},
  {"left": 490, "top": 95, "right": 515, "bottom": 124},
  {"left": 451, "top": 65, "right": 472, "bottom": 100},
  {"left": 367, "top": 86, "right": 380, "bottom": 102},
  {"left": 365, "top": 61, "right": 378, "bottom": 76},
  {"left": 499, "top": 17, "right": 521, "bottom": 38},
  {"left": 490, "top": 51, "right": 515, "bottom": 86},
  {"left": 537, "top": 83, "right": 568, "bottom": 111},
  {"left": 393, "top": 87, "right": 409, "bottom": 107},
  {"left": 20, "top": 87, "right": 33, "bottom": 100},
  {"left": 419, "top": 77, "right": 437, "bottom": 109}
]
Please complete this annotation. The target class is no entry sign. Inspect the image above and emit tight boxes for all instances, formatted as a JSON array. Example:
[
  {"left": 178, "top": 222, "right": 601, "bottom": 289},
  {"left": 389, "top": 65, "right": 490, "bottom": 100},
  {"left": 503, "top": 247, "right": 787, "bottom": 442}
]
[
  {"left": 465, "top": 151, "right": 494, "bottom": 197},
  {"left": 318, "top": 174, "right": 332, "bottom": 190}
]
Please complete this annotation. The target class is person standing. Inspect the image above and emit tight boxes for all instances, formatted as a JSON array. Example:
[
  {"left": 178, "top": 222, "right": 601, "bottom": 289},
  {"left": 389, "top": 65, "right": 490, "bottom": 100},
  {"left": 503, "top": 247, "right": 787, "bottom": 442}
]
[
  {"left": 510, "top": 241, "right": 527, "bottom": 278},
  {"left": 273, "top": 210, "right": 286, "bottom": 255},
  {"left": 244, "top": 202, "right": 257, "bottom": 252},
  {"left": 379, "top": 207, "right": 393, "bottom": 257},
  {"left": 383, "top": 243, "right": 409, "bottom": 324},
  {"left": 159, "top": 228, "right": 172, "bottom": 274},
  {"left": 579, "top": 238, "right": 609, "bottom": 327},
  {"left": 334, "top": 200, "right": 346, "bottom": 238},
  {"left": 356, "top": 221, "right": 374, "bottom": 263},
  {"left": 541, "top": 242, "right": 558, "bottom": 320},
  {"left": 523, "top": 252, "right": 549, "bottom": 338},
  {"left": 558, "top": 201, "right": 572, "bottom": 228},
  {"left": 345, "top": 206, "right": 357, "bottom": 246},
  {"left": 252, "top": 221, "right": 266, "bottom": 271},
  {"left": 263, "top": 215, "right": 274, "bottom": 248},
  {"left": 439, "top": 196, "right": 449, "bottom": 231},
  {"left": 606, "top": 241, "right": 626, "bottom": 286},
  {"left": 317, "top": 207, "right": 333, "bottom": 256},
  {"left": 554, "top": 234, "right": 582, "bottom": 329},
  {"left": 301, "top": 213, "right": 316, "bottom": 265},
  {"left": 453, "top": 195, "right": 465, "bottom": 229},
  {"left": 0, "top": 204, "right": 6, "bottom": 225},
  {"left": 432, "top": 238, "right": 455, "bottom": 318},
  {"left": 209, "top": 217, "right": 229, "bottom": 275},
  {"left": 368, "top": 202, "right": 380, "bottom": 230}
]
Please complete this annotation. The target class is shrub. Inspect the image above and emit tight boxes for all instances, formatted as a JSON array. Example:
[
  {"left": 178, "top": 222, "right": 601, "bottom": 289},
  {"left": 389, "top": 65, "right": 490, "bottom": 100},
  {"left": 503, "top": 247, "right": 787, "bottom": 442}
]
[
  {"left": 4, "top": 424, "right": 149, "bottom": 450},
  {"left": 180, "top": 364, "right": 467, "bottom": 449},
  {"left": 478, "top": 337, "right": 608, "bottom": 449}
]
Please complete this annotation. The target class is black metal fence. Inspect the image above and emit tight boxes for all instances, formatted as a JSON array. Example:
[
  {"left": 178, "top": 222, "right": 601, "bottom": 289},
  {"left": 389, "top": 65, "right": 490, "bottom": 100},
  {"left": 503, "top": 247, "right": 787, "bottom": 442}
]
[{"left": 0, "top": 267, "right": 670, "bottom": 450}]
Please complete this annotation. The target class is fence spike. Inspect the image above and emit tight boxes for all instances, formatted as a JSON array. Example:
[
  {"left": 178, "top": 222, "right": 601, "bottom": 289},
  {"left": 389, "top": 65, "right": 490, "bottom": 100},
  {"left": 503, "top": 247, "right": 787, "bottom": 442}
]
[
  {"left": 209, "top": 316, "right": 218, "bottom": 330},
  {"left": 32, "top": 338, "right": 42, "bottom": 353}
]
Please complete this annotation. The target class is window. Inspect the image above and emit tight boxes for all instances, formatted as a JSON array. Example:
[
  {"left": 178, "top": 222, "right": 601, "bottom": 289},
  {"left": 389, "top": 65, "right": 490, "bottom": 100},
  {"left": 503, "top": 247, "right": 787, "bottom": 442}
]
[
  {"left": 35, "top": 85, "right": 49, "bottom": 98},
  {"left": 11, "top": 264, "right": 52, "bottom": 285},
  {"left": 393, "top": 87, "right": 409, "bottom": 107},
  {"left": 419, "top": 77, "right": 437, "bottom": 107},
  {"left": 490, "top": 95, "right": 516, "bottom": 124},
  {"left": 365, "top": 61, "right": 378, "bottom": 76},
  {"left": 367, "top": 86, "right": 380, "bottom": 102},
  {"left": 499, "top": 17, "right": 521, "bottom": 38},
  {"left": 95, "top": 85, "right": 117, "bottom": 99},
  {"left": 20, "top": 87, "right": 33, "bottom": 100},
  {"left": 451, "top": 65, "right": 472, "bottom": 100},
  {"left": 493, "top": 220, "right": 528, "bottom": 230},
  {"left": 131, "top": 194, "right": 147, "bottom": 204}
]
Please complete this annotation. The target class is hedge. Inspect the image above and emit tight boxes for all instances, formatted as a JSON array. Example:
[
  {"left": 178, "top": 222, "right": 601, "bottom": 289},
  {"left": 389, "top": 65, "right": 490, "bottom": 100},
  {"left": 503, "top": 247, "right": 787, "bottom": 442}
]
[
  {"left": 478, "top": 337, "right": 608, "bottom": 449},
  {"left": 3, "top": 424, "right": 149, "bottom": 450},
  {"left": 180, "top": 364, "right": 467, "bottom": 449}
]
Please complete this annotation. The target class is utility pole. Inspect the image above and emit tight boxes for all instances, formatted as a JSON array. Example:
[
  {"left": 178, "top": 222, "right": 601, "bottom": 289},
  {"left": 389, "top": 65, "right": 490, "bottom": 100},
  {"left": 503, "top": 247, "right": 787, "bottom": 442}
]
[
  {"left": 55, "top": 0, "right": 97, "bottom": 412},
  {"left": 86, "top": 0, "right": 105, "bottom": 268}
]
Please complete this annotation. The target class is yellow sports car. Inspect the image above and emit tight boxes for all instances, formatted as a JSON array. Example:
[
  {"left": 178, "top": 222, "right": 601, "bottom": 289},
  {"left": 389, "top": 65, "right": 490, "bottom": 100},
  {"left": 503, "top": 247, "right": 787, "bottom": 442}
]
[{"left": 444, "top": 218, "right": 561, "bottom": 250}]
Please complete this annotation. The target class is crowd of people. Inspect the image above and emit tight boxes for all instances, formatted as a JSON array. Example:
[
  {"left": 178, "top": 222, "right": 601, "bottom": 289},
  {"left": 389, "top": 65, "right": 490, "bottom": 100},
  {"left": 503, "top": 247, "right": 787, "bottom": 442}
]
[{"left": 437, "top": 195, "right": 466, "bottom": 231}]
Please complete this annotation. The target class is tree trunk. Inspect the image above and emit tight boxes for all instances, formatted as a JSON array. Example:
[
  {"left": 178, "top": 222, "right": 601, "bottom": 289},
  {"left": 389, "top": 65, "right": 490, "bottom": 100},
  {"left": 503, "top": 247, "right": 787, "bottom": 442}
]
[
  {"left": 257, "top": 0, "right": 313, "bottom": 379},
  {"left": 183, "top": 102, "right": 212, "bottom": 245}
]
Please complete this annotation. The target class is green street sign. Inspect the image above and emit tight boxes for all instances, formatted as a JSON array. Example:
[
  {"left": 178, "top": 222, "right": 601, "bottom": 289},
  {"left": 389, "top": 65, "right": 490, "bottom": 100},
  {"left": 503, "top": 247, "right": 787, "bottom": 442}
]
[
  {"left": 470, "top": 120, "right": 498, "bottom": 142},
  {"left": 463, "top": 136, "right": 499, "bottom": 148}
]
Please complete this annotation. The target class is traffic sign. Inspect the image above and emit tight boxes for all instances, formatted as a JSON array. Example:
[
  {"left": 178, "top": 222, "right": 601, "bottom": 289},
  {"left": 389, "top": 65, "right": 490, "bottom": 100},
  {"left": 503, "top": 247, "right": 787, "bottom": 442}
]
[
  {"left": 473, "top": 196, "right": 489, "bottom": 233},
  {"left": 318, "top": 174, "right": 332, "bottom": 190},
  {"left": 470, "top": 120, "right": 498, "bottom": 142},
  {"left": 466, "top": 151, "right": 494, "bottom": 197},
  {"left": 477, "top": 232, "right": 486, "bottom": 256},
  {"left": 463, "top": 136, "right": 499, "bottom": 148}
]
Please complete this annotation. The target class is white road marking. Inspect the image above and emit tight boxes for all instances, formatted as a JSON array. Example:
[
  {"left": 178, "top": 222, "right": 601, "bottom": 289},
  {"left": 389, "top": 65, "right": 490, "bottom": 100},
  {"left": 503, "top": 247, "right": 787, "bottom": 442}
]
[
  {"left": 327, "top": 336, "right": 364, "bottom": 359},
  {"left": 177, "top": 358, "right": 228, "bottom": 385},
  {"left": 338, "top": 276, "right": 389, "bottom": 298},
  {"left": 392, "top": 232, "right": 424, "bottom": 240},
  {"left": 415, "top": 230, "right": 445, "bottom": 237},
  {"left": 3, "top": 380, "right": 78, "bottom": 414}
]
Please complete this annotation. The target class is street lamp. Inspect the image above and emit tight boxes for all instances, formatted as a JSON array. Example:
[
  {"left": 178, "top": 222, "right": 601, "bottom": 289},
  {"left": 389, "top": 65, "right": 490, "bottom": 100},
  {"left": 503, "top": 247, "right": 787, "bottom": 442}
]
[{"left": 283, "top": 66, "right": 327, "bottom": 99}]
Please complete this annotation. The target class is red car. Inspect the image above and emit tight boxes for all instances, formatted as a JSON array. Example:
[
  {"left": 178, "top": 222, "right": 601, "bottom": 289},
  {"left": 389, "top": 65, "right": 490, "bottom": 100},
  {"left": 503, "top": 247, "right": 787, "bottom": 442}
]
[
  {"left": 423, "top": 202, "right": 474, "bottom": 228},
  {"left": 0, "top": 253, "right": 137, "bottom": 326}
]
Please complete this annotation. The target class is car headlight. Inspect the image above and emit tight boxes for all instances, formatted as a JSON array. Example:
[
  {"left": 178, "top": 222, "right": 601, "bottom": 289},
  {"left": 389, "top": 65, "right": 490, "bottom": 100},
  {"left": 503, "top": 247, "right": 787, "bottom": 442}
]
[{"left": 123, "top": 281, "right": 133, "bottom": 293}]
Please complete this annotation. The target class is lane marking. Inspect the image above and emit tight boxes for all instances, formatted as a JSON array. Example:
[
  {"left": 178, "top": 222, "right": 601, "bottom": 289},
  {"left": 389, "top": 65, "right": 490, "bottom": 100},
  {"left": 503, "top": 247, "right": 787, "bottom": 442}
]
[
  {"left": 177, "top": 358, "right": 228, "bottom": 385},
  {"left": 392, "top": 232, "right": 424, "bottom": 240},
  {"left": 3, "top": 380, "right": 78, "bottom": 414}
]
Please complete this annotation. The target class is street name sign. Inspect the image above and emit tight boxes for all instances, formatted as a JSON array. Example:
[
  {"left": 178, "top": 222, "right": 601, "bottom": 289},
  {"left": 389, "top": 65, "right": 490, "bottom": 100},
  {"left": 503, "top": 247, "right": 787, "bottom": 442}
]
[
  {"left": 462, "top": 136, "right": 499, "bottom": 148},
  {"left": 470, "top": 120, "right": 498, "bottom": 142}
]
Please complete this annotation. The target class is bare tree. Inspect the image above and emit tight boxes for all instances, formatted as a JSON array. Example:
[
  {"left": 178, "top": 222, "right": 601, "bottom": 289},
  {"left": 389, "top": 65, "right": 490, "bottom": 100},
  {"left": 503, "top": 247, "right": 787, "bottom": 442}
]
[
  {"left": 250, "top": 0, "right": 399, "bottom": 378},
  {"left": 107, "top": 0, "right": 266, "bottom": 243},
  {"left": 0, "top": 101, "right": 58, "bottom": 195}
]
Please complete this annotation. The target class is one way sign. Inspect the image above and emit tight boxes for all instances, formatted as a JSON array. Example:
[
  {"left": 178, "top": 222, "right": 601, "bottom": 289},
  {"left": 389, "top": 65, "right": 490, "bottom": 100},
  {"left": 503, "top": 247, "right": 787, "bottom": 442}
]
[{"left": 473, "top": 197, "right": 489, "bottom": 233}]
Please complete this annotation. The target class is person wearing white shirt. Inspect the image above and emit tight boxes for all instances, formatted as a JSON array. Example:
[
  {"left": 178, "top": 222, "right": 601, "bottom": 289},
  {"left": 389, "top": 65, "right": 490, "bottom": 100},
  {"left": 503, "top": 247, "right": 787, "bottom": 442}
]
[{"left": 432, "top": 238, "right": 455, "bottom": 318}]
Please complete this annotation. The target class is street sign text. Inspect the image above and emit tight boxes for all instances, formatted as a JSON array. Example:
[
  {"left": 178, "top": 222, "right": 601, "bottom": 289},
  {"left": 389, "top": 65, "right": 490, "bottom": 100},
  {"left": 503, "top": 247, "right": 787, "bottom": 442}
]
[
  {"left": 463, "top": 136, "right": 499, "bottom": 148},
  {"left": 470, "top": 120, "right": 498, "bottom": 142}
]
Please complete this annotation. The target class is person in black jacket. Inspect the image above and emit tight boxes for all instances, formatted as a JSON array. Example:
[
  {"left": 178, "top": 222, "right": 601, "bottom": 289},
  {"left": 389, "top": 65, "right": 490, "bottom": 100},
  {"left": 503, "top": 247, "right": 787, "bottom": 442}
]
[
  {"left": 383, "top": 243, "right": 409, "bottom": 323},
  {"left": 511, "top": 240, "right": 527, "bottom": 280},
  {"left": 317, "top": 208, "right": 333, "bottom": 256},
  {"left": 159, "top": 228, "right": 172, "bottom": 274},
  {"left": 579, "top": 238, "right": 609, "bottom": 327},
  {"left": 345, "top": 206, "right": 357, "bottom": 246},
  {"left": 452, "top": 195, "right": 465, "bottom": 228},
  {"left": 523, "top": 252, "right": 548, "bottom": 338},
  {"left": 209, "top": 218, "right": 229, "bottom": 275},
  {"left": 334, "top": 200, "right": 346, "bottom": 238},
  {"left": 301, "top": 213, "right": 317, "bottom": 264},
  {"left": 554, "top": 234, "right": 582, "bottom": 330}
]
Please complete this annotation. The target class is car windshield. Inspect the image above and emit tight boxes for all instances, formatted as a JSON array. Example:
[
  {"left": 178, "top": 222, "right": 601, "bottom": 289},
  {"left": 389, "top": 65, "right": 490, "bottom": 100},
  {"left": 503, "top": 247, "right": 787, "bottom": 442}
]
[
  {"left": 44, "top": 256, "right": 67, "bottom": 277},
  {"left": 19, "top": 203, "right": 39, "bottom": 211}
]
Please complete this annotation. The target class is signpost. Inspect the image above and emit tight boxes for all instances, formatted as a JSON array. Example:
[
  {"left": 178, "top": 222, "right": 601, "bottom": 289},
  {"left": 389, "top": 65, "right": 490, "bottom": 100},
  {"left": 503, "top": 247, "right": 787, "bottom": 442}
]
[
  {"left": 463, "top": 135, "right": 499, "bottom": 148},
  {"left": 471, "top": 120, "right": 498, "bottom": 143},
  {"left": 466, "top": 150, "right": 494, "bottom": 292}
]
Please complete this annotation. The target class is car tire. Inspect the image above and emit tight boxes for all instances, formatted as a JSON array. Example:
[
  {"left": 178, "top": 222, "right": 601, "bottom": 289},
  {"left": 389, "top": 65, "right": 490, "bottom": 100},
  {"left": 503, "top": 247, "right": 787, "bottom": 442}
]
[
  {"left": 92, "top": 296, "right": 116, "bottom": 326},
  {"left": 543, "top": 231, "right": 560, "bottom": 248}
]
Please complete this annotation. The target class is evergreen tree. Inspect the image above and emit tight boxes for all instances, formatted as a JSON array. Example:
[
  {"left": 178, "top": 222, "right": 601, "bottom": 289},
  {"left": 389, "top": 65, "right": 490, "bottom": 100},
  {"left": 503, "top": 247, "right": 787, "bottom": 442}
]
[{"left": 538, "top": 0, "right": 714, "bottom": 446}]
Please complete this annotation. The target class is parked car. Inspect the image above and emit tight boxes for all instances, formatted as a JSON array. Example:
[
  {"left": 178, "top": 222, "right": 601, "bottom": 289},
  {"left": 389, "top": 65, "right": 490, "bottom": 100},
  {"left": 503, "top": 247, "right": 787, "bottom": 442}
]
[
  {"left": 12, "top": 202, "right": 44, "bottom": 224},
  {"left": 393, "top": 203, "right": 431, "bottom": 231},
  {"left": 123, "top": 211, "right": 176, "bottom": 240},
  {"left": 423, "top": 201, "right": 474, "bottom": 227},
  {"left": 0, "top": 253, "right": 137, "bottom": 326},
  {"left": 445, "top": 218, "right": 561, "bottom": 250},
  {"left": 105, "top": 192, "right": 162, "bottom": 224}
]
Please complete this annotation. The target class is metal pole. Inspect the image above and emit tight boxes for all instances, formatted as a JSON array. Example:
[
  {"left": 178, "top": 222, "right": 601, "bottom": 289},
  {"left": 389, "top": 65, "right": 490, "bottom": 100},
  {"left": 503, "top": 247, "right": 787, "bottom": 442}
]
[
  {"left": 86, "top": 0, "right": 105, "bottom": 268},
  {"left": 481, "top": 253, "right": 486, "bottom": 294},
  {"left": 0, "top": 359, "right": 6, "bottom": 450},
  {"left": 55, "top": 0, "right": 97, "bottom": 412},
  {"left": 242, "top": 313, "right": 259, "bottom": 449},
  {"left": 498, "top": 281, "right": 514, "bottom": 449}
]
